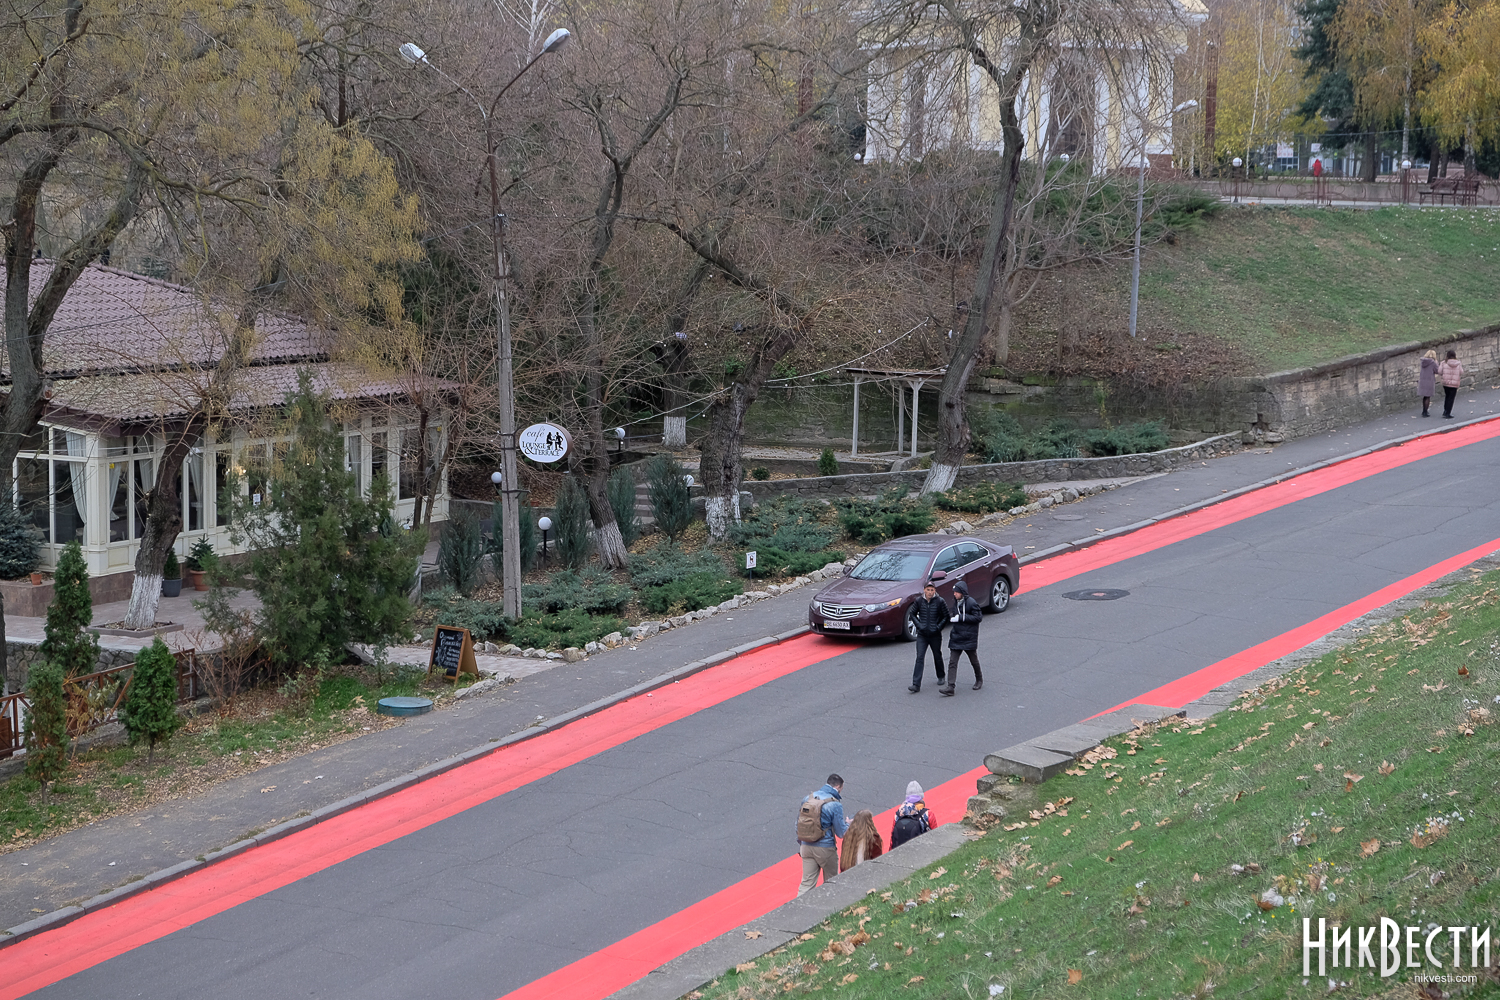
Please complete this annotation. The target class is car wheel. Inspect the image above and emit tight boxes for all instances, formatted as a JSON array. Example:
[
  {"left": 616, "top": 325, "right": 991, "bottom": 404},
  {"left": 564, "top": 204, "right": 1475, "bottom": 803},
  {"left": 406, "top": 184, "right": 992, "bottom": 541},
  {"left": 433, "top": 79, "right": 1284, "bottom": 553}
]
[
  {"left": 903, "top": 606, "right": 919, "bottom": 641},
  {"left": 988, "top": 575, "right": 1012, "bottom": 613}
]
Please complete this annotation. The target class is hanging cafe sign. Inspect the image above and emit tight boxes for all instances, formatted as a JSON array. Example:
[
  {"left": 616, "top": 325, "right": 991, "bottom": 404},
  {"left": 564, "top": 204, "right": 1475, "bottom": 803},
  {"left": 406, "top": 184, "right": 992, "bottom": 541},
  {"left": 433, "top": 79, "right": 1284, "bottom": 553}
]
[{"left": 518, "top": 423, "right": 571, "bottom": 463}]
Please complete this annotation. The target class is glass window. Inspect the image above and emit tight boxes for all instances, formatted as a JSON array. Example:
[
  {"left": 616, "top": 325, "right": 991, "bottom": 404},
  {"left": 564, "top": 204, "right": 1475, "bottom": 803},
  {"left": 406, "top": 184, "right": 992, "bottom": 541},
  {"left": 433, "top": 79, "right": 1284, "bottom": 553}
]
[
  {"left": 19, "top": 427, "right": 44, "bottom": 456},
  {"left": 398, "top": 428, "right": 421, "bottom": 500},
  {"left": 850, "top": 549, "right": 932, "bottom": 582},
  {"left": 184, "top": 451, "right": 203, "bottom": 532},
  {"left": 107, "top": 458, "right": 128, "bottom": 541},
  {"left": 957, "top": 542, "right": 988, "bottom": 565},
  {"left": 53, "top": 459, "right": 84, "bottom": 544},
  {"left": 215, "top": 451, "right": 232, "bottom": 527},
  {"left": 370, "top": 431, "right": 388, "bottom": 492},
  {"left": 932, "top": 546, "right": 964, "bottom": 574},
  {"left": 132, "top": 456, "right": 154, "bottom": 539},
  {"left": 346, "top": 434, "right": 363, "bottom": 495},
  {"left": 17, "top": 458, "right": 49, "bottom": 539}
]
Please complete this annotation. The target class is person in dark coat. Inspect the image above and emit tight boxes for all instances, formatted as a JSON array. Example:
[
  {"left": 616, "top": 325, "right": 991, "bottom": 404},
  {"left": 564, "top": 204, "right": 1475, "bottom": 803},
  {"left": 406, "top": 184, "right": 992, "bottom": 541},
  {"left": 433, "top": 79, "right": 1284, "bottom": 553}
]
[
  {"left": 941, "top": 579, "right": 984, "bottom": 696},
  {"left": 1418, "top": 349, "right": 1438, "bottom": 417},
  {"left": 908, "top": 580, "right": 948, "bottom": 693}
]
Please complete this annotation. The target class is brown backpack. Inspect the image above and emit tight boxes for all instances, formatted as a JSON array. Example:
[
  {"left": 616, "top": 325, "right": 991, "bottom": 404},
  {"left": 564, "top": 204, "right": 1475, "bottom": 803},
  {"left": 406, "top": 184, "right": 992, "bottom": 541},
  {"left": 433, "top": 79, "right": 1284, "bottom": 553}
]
[{"left": 797, "top": 793, "right": 833, "bottom": 842}]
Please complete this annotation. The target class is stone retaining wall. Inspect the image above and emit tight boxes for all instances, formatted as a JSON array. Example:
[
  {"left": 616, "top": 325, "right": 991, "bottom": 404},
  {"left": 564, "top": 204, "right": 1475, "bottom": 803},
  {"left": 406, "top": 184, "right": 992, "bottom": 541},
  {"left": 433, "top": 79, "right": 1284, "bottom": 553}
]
[
  {"left": 4, "top": 641, "right": 138, "bottom": 695},
  {"left": 742, "top": 432, "right": 1242, "bottom": 500}
]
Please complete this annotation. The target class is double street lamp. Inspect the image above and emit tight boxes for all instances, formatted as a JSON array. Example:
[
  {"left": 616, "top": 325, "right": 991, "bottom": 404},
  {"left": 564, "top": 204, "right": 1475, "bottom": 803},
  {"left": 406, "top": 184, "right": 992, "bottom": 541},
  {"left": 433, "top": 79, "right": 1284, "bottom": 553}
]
[
  {"left": 1128, "top": 99, "right": 1198, "bottom": 339},
  {"left": 401, "top": 28, "right": 571, "bottom": 619}
]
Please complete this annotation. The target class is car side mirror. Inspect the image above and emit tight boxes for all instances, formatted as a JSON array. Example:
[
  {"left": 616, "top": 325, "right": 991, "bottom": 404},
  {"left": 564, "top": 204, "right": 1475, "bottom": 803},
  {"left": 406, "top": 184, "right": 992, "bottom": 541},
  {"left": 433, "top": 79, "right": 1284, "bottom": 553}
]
[
  {"left": 841, "top": 564, "right": 852, "bottom": 577},
  {"left": 929, "top": 570, "right": 947, "bottom": 581}
]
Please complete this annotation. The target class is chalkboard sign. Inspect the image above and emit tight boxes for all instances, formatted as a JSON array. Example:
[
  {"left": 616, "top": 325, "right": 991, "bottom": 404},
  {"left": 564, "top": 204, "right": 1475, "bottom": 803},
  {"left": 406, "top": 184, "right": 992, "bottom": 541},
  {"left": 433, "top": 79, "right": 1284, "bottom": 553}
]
[{"left": 428, "top": 625, "right": 479, "bottom": 681}]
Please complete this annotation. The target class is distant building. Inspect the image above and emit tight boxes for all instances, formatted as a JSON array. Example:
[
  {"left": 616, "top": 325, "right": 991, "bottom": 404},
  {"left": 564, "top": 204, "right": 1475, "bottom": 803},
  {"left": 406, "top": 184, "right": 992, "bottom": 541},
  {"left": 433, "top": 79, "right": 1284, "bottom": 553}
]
[
  {"left": 860, "top": 0, "right": 1207, "bottom": 173},
  {"left": 0, "top": 262, "right": 448, "bottom": 593}
]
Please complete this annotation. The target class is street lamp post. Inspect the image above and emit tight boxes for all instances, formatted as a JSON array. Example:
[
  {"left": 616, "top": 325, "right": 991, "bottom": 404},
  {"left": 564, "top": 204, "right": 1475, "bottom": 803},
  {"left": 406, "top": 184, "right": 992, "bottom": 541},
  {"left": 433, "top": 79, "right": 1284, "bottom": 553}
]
[
  {"left": 1129, "top": 99, "right": 1197, "bottom": 340},
  {"left": 1231, "top": 157, "right": 1243, "bottom": 203},
  {"left": 401, "top": 28, "right": 570, "bottom": 619},
  {"left": 1401, "top": 158, "right": 1413, "bottom": 205}
]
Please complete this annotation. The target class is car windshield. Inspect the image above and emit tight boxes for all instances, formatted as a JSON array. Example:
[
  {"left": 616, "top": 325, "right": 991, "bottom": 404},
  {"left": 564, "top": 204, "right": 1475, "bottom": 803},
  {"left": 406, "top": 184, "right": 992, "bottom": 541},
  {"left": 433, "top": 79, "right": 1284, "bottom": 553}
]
[{"left": 849, "top": 549, "right": 931, "bottom": 582}]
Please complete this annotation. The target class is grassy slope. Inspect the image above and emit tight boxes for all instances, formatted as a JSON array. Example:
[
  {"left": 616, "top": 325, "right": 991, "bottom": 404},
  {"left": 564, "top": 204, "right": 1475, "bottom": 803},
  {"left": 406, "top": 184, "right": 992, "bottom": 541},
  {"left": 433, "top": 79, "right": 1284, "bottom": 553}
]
[
  {"left": 695, "top": 570, "right": 1500, "bottom": 999},
  {"left": 1139, "top": 208, "right": 1500, "bottom": 370}
]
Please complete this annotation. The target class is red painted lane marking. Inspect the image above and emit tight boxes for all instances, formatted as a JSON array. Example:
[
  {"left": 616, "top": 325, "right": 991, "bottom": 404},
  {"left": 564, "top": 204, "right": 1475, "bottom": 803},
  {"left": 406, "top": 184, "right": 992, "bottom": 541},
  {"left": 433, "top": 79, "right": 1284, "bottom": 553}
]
[
  {"left": 1022, "top": 417, "right": 1500, "bottom": 594},
  {"left": 501, "top": 535, "right": 1500, "bottom": 1000},
  {"left": 1091, "top": 534, "right": 1500, "bottom": 717},
  {"left": 0, "top": 635, "right": 855, "bottom": 1000},
  {"left": 499, "top": 774, "right": 983, "bottom": 1000}
]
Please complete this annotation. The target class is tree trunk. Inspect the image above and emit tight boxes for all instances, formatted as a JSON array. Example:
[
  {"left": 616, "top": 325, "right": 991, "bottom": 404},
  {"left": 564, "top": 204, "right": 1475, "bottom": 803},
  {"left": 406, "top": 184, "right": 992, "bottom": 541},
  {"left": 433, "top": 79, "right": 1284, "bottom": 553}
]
[
  {"left": 123, "top": 425, "right": 198, "bottom": 630},
  {"left": 699, "top": 384, "right": 754, "bottom": 538},
  {"left": 663, "top": 417, "right": 687, "bottom": 448},
  {"left": 1361, "top": 131, "right": 1378, "bottom": 182},
  {"left": 655, "top": 262, "right": 707, "bottom": 447}
]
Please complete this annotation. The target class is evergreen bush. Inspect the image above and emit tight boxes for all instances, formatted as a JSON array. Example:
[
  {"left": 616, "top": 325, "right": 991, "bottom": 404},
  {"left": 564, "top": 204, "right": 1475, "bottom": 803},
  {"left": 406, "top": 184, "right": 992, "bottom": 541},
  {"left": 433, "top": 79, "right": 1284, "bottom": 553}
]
[
  {"left": 729, "top": 496, "right": 837, "bottom": 552},
  {"left": 934, "top": 482, "right": 1029, "bottom": 514},
  {"left": 748, "top": 547, "right": 845, "bottom": 577},
  {"left": 552, "top": 477, "right": 591, "bottom": 569},
  {"left": 438, "top": 507, "right": 485, "bottom": 594},
  {"left": 489, "top": 496, "right": 538, "bottom": 572},
  {"left": 607, "top": 467, "right": 640, "bottom": 548},
  {"left": 422, "top": 588, "right": 508, "bottom": 641},
  {"left": 835, "top": 487, "right": 935, "bottom": 544},
  {"left": 218, "top": 373, "right": 419, "bottom": 671},
  {"left": 638, "top": 572, "right": 743, "bottom": 614},
  {"left": 163, "top": 549, "right": 181, "bottom": 580},
  {"left": 816, "top": 448, "right": 839, "bottom": 477},
  {"left": 750, "top": 467, "right": 771, "bottom": 481},
  {"left": 186, "top": 538, "right": 214, "bottom": 572},
  {"left": 645, "top": 454, "right": 693, "bottom": 542},
  {"left": 628, "top": 541, "right": 728, "bottom": 588},
  {"left": 523, "top": 567, "right": 633, "bottom": 615},
  {"left": 23, "top": 658, "right": 68, "bottom": 784},
  {"left": 508, "top": 607, "right": 624, "bottom": 650},
  {"left": 1081, "top": 421, "right": 1172, "bottom": 457},
  {"left": 120, "top": 638, "right": 181, "bottom": 764},
  {"left": 0, "top": 502, "right": 42, "bottom": 580},
  {"left": 40, "top": 541, "right": 100, "bottom": 678}
]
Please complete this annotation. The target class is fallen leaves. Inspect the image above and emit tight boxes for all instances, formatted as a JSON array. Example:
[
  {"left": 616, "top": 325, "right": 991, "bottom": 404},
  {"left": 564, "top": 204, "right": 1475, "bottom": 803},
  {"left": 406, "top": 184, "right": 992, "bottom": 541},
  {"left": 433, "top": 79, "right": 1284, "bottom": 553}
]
[
  {"left": 1047, "top": 875, "right": 1063, "bottom": 887},
  {"left": 1067, "top": 969, "right": 1083, "bottom": 985},
  {"left": 1360, "top": 838, "right": 1381, "bottom": 858},
  {"left": 735, "top": 962, "right": 757, "bottom": 973},
  {"left": 1344, "top": 772, "right": 1363, "bottom": 792},
  {"left": 744, "top": 931, "right": 762, "bottom": 939},
  {"left": 1378, "top": 760, "right": 1395, "bottom": 775},
  {"left": 1118, "top": 840, "right": 1134, "bottom": 850},
  {"left": 1331, "top": 826, "right": 1345, "bottom": 833},
  {"left": 840, "top": 973, "right": 858, "bottom": 985},
  {"left": 929, "top": 867, "right": 948, "bottom": 879}
]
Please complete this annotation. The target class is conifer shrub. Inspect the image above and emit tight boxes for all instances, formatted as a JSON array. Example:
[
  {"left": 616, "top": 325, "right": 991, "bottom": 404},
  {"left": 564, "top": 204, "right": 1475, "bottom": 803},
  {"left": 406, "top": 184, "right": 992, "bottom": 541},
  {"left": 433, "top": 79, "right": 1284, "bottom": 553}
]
[
  {"left": 438, "top": 507, "right": 485, "bottom": 594},
  {"left": 489, "top": 496, "right": 538, "bottom": 572},
  {"left": 628, "top": 541, "right": 728, "bottom": 588},
  {"left": 638, "top": 573, "right": 743, "bottom": 614},
  {"left": 23, "top": 658, "right": 68, "bottom": 784},
  {"left": 41, "top": 541, "right": 100, "bottom": 678},
  {"left": 163, "top": 549, "right": 181, "bottom": 581},
  {"left": 121, "top": 638, "right": 181, "bottom": 764},
  {"left": 0, "top": 502, "right": 42, "bottom": 580},
  {"left": 217, "top": 374, "right": 419, "bottom": 672},
  {"left": 645, "top": 454, "right": 693, "bottom": 542},
  {"left": 552, "top": 477, "right": 591, "bottom": 569},
  {"left": 816, "top": 448, "right": 839, "bottom": 477},
  {"left": 608, "top": 467, "right": 640, "bottom": 547},
  {"left": 934, "top": 482, "right": 1029, "bottom": 514}
]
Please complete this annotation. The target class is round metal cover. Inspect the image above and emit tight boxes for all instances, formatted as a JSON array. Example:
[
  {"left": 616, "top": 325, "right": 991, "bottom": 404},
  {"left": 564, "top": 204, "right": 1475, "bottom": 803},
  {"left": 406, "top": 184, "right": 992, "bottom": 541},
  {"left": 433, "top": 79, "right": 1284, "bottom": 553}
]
[
  {"left": 1062, "top": 588, "right": 1130, "bottom": 601},
  {"left": 377, "top": 696, "right": 434, "bottom": 717},
  {"left": 1053, "top": 514, "right": 1085, "bottom": 521}
]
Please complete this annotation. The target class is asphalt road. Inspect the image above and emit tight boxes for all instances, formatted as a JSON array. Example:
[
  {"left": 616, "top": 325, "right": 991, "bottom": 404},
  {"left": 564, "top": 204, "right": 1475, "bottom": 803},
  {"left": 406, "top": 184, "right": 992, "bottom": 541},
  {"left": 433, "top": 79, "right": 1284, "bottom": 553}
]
[{"left": 29, "top": 424, "right": 1500, "bottom": 999}]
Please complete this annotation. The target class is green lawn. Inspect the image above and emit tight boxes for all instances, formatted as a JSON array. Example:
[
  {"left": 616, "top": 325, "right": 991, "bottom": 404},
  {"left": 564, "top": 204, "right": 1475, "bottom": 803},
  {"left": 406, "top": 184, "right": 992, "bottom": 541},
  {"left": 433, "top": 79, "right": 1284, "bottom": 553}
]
[
  {"left": 695, "top": 569, "right": 1500, "bottom": 999},
  {"left": 1137, "top": 207, "right": 1500, "bottom": 370}
]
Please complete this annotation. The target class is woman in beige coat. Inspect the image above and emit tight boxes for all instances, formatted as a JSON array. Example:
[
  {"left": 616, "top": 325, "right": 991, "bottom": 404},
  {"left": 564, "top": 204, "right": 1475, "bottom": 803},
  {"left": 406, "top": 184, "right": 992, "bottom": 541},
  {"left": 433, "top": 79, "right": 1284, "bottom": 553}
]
[{"left": 1438, "top": 350, "right": 1464, "bottom": 419}]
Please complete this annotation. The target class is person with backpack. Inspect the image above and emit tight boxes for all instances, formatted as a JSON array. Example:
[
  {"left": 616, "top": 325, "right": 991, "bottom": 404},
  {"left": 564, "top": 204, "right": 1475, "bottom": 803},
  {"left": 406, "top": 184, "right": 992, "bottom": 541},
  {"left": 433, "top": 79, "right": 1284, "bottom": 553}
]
[
  {"left": 796, "top": 773, "right": 850, "bottom": 895},
  {"left": 908, "top": 579, "right": 948, "bottom": 693},
  {"left": 941, "top": 579, "right": 984, "bottom": 696},
  {"left": 890, "top": 781, "right": 936, "bottom": 848}
]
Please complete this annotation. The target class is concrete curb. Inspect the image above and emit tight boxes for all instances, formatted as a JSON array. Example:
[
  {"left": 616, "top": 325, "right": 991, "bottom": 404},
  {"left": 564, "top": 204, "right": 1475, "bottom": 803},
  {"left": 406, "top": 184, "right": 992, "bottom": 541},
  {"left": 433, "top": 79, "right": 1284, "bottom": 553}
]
[
  {"left": 0, "top": 626, "right": 813, "bottom": 949},
  {"left": 1015, "top": 411, "right": 1500, "bottom": 569}
]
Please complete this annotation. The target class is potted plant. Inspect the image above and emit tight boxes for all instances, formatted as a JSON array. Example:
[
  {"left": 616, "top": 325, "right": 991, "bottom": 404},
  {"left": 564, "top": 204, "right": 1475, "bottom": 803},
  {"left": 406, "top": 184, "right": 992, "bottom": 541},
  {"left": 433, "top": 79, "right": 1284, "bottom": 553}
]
[
  {"left": 161, "top": 549, "right": 183, "bottom": 598},
  {"left": 186, "top": 538, "right": 214, "bottom": 590}
]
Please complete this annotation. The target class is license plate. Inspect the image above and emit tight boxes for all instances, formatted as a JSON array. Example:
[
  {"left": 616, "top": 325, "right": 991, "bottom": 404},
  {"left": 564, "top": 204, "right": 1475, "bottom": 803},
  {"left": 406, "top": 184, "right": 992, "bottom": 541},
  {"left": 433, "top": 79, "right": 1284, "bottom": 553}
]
[{"left": 823, "top": 620, "right": 851, "bottom": 630}]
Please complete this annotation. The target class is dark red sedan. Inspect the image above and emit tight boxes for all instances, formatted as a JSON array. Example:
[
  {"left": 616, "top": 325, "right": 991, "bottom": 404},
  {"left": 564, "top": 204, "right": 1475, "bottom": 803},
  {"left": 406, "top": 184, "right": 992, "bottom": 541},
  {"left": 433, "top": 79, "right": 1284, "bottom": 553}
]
[{"left": 807, "top": 534, "right": 1019, "bottom": 640}]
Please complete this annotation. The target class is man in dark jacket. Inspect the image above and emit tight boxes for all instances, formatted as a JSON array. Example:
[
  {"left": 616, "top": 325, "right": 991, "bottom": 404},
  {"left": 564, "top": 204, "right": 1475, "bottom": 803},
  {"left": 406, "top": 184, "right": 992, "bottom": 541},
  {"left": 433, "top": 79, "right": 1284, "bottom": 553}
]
[
  {"left": 941, "top": 579, "right": 984, "bottom": 696},
  {"left": 908, "top": 581, "right": 948, "bottom": 693}
]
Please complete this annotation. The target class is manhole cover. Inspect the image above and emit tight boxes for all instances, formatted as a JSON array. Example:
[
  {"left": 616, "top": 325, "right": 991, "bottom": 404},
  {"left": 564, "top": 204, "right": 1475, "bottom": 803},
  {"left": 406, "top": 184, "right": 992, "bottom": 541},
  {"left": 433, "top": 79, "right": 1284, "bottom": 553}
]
[
  {"left": 377, "top": 696, "right": 434, "bottom": 717},
  {"left": 1062, "top": 589, "right": 1130, "bottom": 601},
  {"left": 1053, "top": 514, "right": 1085, "bottom": 521}
]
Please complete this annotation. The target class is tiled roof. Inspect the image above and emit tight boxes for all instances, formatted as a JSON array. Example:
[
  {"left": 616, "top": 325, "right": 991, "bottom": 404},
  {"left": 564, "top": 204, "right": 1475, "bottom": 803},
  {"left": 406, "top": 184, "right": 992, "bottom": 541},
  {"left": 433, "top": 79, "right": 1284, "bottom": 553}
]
[
  {"left": 0, "top": 261, "right": 328, "bottom": 377},
  {"left": 45, "top": 363, "right": 419, "bottom": 428}
]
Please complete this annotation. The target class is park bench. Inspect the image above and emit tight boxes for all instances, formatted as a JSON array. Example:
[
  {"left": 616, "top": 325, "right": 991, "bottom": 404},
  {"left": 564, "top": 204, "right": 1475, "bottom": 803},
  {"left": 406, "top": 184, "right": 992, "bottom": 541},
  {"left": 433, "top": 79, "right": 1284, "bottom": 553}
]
[{"left": 1420, "top": 175, "right": 1483, "bottom": 206}]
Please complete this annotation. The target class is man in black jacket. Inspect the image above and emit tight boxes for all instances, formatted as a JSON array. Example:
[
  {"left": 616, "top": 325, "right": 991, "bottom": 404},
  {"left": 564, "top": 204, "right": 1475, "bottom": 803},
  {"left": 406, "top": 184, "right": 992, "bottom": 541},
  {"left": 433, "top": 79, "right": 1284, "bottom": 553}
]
[
  {"left": 941, "top": 579, "right": 984, "bottom": 696},
  {"left": 908, "top": 581, "right": 948, "bottom": 693}
]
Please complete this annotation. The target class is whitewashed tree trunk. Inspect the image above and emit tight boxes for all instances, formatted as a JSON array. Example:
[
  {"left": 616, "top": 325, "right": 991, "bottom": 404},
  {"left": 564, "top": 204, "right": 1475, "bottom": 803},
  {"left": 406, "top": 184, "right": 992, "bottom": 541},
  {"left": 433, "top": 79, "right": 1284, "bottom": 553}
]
[
  {"left": 124, "top": 572, "right": 163, "bottom": 630},
  {"left": 592, "top": 520, "right": 630, "bottom": 568},
  {"left": 704, "top": 493, "right": 740, "bottom": 538},
  {"left": 663, "top": 416, "right": 687, "bottom": 447},
  {"left": 921, "top": 462, "right": 960, "bottom": 494}
]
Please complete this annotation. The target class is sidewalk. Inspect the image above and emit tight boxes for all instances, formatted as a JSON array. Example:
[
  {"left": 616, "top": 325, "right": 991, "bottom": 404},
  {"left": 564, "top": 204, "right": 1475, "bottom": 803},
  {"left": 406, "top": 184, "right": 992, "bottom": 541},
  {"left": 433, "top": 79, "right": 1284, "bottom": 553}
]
[{"left": 3, "top": 387, "right": 1498, "bottom": 933}]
